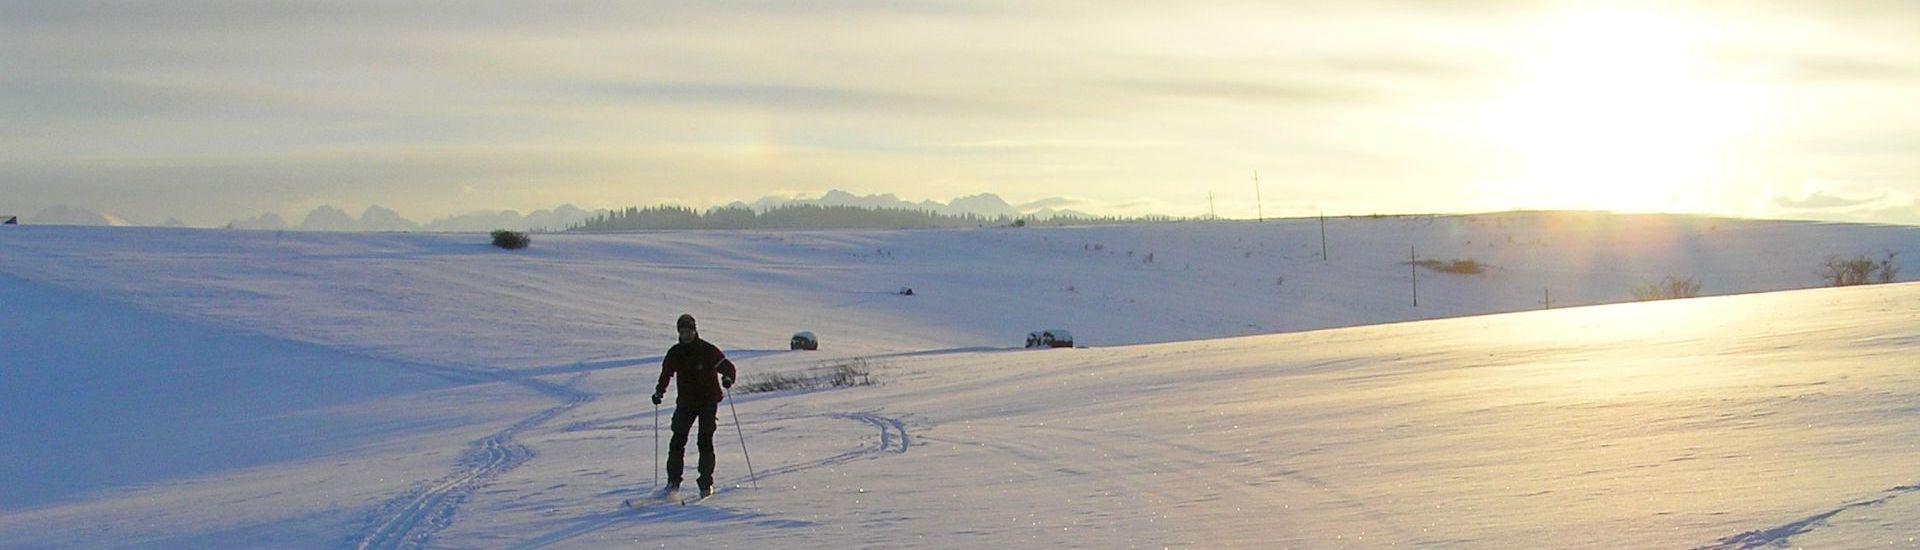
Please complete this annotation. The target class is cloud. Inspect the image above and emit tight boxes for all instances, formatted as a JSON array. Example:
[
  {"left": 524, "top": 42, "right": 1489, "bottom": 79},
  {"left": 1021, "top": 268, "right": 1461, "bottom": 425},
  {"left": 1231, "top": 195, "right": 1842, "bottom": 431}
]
[
  {"left": 554, "top": 80, "right": 1023, "bottom": 115},
  {"left": 7, "top": 0, "right": 1920, "bottom": 225},
  {"left": 1855, "top": 199, "right": 1920, "bottom": 223},
  {"left": 1773, "top": 190, "right": 1889, "bottom": 209},
  {"left": 1790, "top": 56, "right": 1920, "bottom": 84},
  {"left": 1313, "top": 54, "right": 1484, "bottom": 78},
  {"left": 1108, "top": 77, "right": 1373, "bottom": 105}
]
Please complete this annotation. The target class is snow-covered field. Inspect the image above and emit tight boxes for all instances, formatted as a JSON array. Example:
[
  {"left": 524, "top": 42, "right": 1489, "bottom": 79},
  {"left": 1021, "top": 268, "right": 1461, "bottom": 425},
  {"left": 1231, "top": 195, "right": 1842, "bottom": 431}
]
[{"left": 2, "top": 212, "right": 1917, "bottom": 548}]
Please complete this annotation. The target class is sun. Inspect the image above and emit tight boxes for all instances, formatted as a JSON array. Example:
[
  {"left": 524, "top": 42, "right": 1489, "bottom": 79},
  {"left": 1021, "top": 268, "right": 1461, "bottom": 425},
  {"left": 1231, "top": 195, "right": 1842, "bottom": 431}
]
[{"left": 1480, "top": 6, "right": 1763, "bottom": 213}]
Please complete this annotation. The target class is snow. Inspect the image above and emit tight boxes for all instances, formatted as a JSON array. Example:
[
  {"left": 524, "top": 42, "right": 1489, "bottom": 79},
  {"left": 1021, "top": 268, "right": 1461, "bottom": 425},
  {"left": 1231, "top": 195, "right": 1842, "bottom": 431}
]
[
  {"left": 1, "top": 212, "right": 1918, "bottom": 548},
  {"left": 0, "top": 273, "right": 551, "bottom": 547}
]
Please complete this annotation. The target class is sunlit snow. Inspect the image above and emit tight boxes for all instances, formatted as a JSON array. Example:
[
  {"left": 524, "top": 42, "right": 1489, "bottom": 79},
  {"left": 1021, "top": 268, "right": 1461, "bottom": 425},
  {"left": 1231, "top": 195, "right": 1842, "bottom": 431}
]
[{"left": 2, "top": 212, "right": 1915, "bottom": 548}]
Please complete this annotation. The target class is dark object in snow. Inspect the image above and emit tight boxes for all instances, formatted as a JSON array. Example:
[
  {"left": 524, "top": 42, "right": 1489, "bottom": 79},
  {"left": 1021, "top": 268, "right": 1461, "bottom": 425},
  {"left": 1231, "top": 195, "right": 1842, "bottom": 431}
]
[
  {"left": 897, "top": 287, "right": 914, "bottom": 296},
  {"left": 1025, "top": 329, "right": 1073, "bottom": 349},
  {"left": 790, "top": 331, "right": 818, "bottom": 351},
  {"left": 490, "top": 230, "right": 530, "bottom": 249},
  {"left": 1, "top": 216, "right": 16, "bottom": 225}
]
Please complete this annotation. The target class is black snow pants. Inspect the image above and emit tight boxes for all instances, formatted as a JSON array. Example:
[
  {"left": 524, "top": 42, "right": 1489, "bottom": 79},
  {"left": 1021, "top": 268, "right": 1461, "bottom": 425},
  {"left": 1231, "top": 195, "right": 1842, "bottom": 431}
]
[{"left": 667, "top": 402, "right": 719, "bottom": 489}]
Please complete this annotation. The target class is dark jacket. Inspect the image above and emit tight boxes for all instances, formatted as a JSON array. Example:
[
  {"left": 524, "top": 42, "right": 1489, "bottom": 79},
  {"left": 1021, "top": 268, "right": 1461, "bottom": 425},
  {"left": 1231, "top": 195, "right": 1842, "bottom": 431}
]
[{"left": 656, "top": 338, "right": 736, "bottom": 406}]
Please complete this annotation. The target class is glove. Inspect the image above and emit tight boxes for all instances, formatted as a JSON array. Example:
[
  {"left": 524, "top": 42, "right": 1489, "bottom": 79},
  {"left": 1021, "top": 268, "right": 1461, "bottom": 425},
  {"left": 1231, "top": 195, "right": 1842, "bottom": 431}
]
[
  {"left": 722, "top": 376, "right": 734, "bottom": 389},
  {"left": 651, "top": 392, "right": 663, "bottom": 405}
]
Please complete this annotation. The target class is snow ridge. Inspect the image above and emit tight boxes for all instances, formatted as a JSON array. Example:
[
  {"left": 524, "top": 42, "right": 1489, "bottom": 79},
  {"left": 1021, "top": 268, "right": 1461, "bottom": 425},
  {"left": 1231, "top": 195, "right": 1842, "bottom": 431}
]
[{"left": 1698, "top": 484, "right": 1920, "bottom": 549}]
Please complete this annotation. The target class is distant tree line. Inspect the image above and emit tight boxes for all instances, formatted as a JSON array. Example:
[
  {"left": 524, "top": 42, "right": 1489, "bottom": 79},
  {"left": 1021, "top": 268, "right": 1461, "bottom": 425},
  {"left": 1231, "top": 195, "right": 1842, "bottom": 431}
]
[{"left": 567, "top": 204, "right": 1181, "bottom": 231}]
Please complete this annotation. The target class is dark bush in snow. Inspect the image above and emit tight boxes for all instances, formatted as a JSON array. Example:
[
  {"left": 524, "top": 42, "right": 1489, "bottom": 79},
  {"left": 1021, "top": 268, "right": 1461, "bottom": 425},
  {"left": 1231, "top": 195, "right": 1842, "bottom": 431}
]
[
  {"left": 1415, "top": 258, "right": 1485, "bottom": 274},
  {"left": 1822, "top": 252, "right": 1899, "bottom": 287},
  {"left": 1025, "top": 329, "right": 1074, "bottom": 348},
  {"left": 491, "top": 230, "right": 530, "bottom": 250},
  {"left": 737, "top": 359, "right": 874, "bottom": 394},
  {"left": 827, "top": 360, "right": 873, "bottom": 387},
  {"left": 1631, "top": 276, "right": 1702, "bottom": 301}
]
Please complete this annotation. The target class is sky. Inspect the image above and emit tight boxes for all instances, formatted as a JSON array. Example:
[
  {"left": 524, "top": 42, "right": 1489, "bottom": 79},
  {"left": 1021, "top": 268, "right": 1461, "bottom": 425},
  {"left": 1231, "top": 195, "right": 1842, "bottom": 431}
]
[{"left": 3, "top": 0, "right": 1919, "bottom": 226}]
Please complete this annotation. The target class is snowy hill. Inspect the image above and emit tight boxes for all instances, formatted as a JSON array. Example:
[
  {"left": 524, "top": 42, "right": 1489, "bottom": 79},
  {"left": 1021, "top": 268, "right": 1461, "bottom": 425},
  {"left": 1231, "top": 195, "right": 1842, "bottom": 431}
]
[
  {"left": 487, "top": 282, "right": 1920, "bottom": 548},
  {"left": 1, "top": 213, "right": 1912, "bottom": 369},
  {"left": 1, "top": 212, "right": 1917, "bottom": 547}
]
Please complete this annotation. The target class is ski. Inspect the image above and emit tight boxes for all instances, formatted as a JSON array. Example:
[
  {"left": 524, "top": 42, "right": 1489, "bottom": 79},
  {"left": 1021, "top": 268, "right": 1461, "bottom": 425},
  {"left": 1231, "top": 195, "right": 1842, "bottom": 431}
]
[
  {"left": 679, "top": 487, "right": 718, "bottom": 506},
  {"left": 621, "top": 488, "right": 680, "bottom": 510}
]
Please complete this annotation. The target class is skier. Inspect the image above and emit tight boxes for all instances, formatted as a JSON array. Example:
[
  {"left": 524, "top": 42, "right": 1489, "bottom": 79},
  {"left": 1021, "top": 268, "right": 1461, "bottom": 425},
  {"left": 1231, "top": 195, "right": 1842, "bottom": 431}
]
[{"left": 653, "top": 313, "right": 737, "bottom": 499}]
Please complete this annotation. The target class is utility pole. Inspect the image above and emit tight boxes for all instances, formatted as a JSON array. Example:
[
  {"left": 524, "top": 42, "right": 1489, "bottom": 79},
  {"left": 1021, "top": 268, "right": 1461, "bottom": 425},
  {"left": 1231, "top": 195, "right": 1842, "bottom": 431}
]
[
  {"left": 1253, "top": 171, "right": 1264, "bottom": 222},
  {"left": 1543, "top": 287, "right": 1552, "bottom": 310},
  {"left": 1411, "top": 245, "right": 1418, "bottom": 308},
  {"left": 1208, "top": 191, "right": 1216, "bottom": 220},
  {"left": 1319, "top": 209, "right": 1328, "bottom": 262}
]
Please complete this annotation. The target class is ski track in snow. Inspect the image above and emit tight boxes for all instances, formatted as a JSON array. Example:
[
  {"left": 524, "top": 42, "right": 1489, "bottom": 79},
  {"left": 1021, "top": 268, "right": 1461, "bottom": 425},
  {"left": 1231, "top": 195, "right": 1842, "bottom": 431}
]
[
  {"left": 512, "top": 410, "right": 914, "bottom": 549},
  {"left": 1697, "top": 484, "right": 1920, "bottom": 549},
  {"left": 353, "top": 352, "right": 800, "bottom": 549},
  {"left": 832, "top": 412, "right": 912, "bottom": 454},
  {"left": 349, "top": 370, "right": 593, "bottom": 550},
  {"left": 756, "top": 411, "right": 915, "bottom": 481}
]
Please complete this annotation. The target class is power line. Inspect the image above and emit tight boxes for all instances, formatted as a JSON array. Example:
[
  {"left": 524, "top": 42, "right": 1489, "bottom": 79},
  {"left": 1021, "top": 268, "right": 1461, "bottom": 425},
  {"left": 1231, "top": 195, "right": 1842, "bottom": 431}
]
[
  {"left": 1253, "top": 171, "right": 1263, "bottom": 222},
  {"left": 1319, "top": 208, "right": 1327, "bottom": 261}
]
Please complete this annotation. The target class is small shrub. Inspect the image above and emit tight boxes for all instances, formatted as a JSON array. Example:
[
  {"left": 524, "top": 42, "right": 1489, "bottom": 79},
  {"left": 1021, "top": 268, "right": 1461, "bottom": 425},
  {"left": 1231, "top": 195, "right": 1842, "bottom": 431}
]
[
  {"left": 736, "top": 372, "right": 810, "bottom": 394},
  {"left": 827, "top": 359, "right": 874, "bottom": 387},
  {"left": 1820, "top": 252, "right": 1901, "bottom": 287},
  {"left": 1415, "top": 258, "right": 1485, "bottom": 275},
  {"left": 491, "top": 230, "right": 530, "bottom": 249},
  {"left": 736, "top": 358, "right": 876, "bottom": 394},
  {"left": 1631, "top": 276, "right": 1702, "bottom": 301}
]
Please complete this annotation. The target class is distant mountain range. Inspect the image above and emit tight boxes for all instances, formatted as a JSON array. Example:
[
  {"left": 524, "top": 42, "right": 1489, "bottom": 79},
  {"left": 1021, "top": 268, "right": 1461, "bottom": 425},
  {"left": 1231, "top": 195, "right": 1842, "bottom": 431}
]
[
  {"left": 733, "top": 190, "right": 1094, "bottom": 221},
  {"left": 226, "top": 204, "right": 604, "bottom": 232},
  {"left": 12, "top": 191, "right": 1101, "bottom": 232},
  {"left": 24, "top": 205, "right": 139, "bottom": 227},
  {"left": 13, "top": 205, "right": 188, "bottom": 227}
]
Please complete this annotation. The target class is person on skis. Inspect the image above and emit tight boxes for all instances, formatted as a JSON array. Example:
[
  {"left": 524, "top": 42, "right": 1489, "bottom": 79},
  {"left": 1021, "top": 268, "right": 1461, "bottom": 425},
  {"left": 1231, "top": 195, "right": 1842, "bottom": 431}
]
[{"left": 653, "top": 313, "right": 737, "bottom": 498}]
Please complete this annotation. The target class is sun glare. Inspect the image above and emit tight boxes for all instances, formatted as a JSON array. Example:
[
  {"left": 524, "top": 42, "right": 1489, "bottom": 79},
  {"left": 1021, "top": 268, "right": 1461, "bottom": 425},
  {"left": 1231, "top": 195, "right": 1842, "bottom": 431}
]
[{"left": 1481, "top": 6, "right": 1764, "bottom": 213}]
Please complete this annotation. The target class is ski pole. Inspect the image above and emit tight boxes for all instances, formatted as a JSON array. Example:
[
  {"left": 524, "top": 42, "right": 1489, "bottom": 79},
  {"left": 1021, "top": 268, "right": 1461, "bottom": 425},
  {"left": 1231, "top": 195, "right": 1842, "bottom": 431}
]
[
  {"left": 653, "top": 401, "right": 660, "bottom": 489},
  {"left": 725, "top": 389, "right": 759, "bottom": 489}
]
